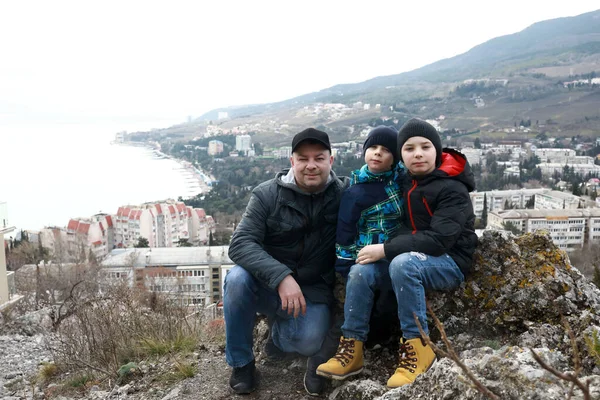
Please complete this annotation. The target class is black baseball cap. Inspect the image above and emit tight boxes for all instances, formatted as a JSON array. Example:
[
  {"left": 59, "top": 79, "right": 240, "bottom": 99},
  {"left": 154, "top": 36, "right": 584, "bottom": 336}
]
[{"left": 291, "top": 128, "right": 331, "bottom": 152}]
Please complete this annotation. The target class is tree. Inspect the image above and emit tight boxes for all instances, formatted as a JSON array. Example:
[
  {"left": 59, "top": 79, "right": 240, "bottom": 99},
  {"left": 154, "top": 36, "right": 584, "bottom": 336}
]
[
  {"left": 594, "top": 265, "right": 600, "bottom": 289},
  {"left": 177, "top": 238, "right": 193, "bottom": 247},
  {"left": 502, "top": 221, "right": 521, "bottom": 235},
  {"left": 525, "top": 196, "right": 535, "bottom": 209},
  {"left": 481, "top": 194, "right": 488, "bottom": 228},
  {"left": 134, "top": 237, "right": 149, "bottom": 248},
  {"left": 253, "top": 142, "right": 264, "bottom": 156},
  {"left": 474, "top": 138, "right": 481, "bottom": 149}
]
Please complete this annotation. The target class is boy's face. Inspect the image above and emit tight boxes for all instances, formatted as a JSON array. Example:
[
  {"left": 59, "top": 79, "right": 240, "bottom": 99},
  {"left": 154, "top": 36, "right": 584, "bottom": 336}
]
[
  {"left": 401, "top": 136, "right": 437, "bottom": 175},
  {"left": 364, "top": 145, "right": 394, "bottom": 173}
]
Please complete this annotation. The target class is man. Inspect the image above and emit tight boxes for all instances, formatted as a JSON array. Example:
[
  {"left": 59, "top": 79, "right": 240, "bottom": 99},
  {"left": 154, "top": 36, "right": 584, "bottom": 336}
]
[{"left": 224, "top": 128, "right": 348, "bottom": 396}]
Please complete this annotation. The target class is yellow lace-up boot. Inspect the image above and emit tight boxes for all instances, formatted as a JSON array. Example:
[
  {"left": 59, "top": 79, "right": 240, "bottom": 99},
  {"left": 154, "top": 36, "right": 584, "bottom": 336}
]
[
  {"left": 387, "top": 337, "right": 436, "bottom": 388},
  {"left": 315, "top": 336, "right": 364, "bottom": 380}
]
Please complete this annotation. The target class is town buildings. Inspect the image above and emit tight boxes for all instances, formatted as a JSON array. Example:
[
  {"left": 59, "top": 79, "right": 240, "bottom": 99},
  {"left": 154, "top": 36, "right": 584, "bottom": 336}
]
[
  {"left": 488, "top": 208, "right": 600, "bottom": 252},
  {"left": 235, "top": 134, "right": 252, "bottom": 154},
  {"left": 208, "top": 140, "right": 224, "bottom": 155},
  {"left": 470, "top": 189, "right": 546, "bottom": 218},
  {"left": 100, "top": 246, "right": 233, "bottom": 305},
  {"left": 1, "top": 201, "right": 16, "bottom": 309},
  {"left": 40, "top": 200, "right": 214, "bottom": 262}
]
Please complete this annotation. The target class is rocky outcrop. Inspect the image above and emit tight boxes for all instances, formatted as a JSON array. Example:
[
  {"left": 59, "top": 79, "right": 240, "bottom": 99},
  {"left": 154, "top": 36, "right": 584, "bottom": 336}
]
[
  {"left": 430, "top": 230, "right": 600, "bottom": 368},
  {"left": 345, "top": 230, "right": 600, "bottom": 399},
  {"left": 2, "top": 230, "right": 600, "bottom": 399}
]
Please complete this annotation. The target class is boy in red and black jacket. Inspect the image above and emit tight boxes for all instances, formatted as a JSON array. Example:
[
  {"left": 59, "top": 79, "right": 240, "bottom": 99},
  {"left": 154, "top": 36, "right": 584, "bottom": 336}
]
[{"left": 316, "top": 118, "right": 477, "bottom": 389}]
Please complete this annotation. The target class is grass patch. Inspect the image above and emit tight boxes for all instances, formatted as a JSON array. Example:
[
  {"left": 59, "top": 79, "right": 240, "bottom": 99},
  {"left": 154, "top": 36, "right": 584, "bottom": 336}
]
[
  {"left": 138, "top": 333, "right": 198, "bottom": 357},
  {"left": 585, "top": 330, "right": 600, "bottom": 367},
  {"left": 156, "top": 360, "right": 198, "bottom": 384},
  {"left": 481, "top": 339, "right": 502, "bottom": 350},
  {"left": 174, "top": 360, "right": 197, "bottom": 379},
  {"left": 65, "top": 374, "right": 94, "bottom": 388},
  {"left": 39, "top": 362, "right": 59, "bottom": 382}
]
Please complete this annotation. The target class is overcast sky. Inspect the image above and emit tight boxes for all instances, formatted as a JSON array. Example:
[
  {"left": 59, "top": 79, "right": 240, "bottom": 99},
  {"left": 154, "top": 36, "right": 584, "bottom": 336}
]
[{"left": 1, "top": 1, "right": 599, "bottom": 129}]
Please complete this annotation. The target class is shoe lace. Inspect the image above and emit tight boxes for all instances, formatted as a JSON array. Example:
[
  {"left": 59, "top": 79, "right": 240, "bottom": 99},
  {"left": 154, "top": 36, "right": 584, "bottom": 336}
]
[
  {"left": 333, "top": 338, "right": 356, "bottom": 367},
  {"left": 397, "top": 341, "right": 418, "bottom": 373}
]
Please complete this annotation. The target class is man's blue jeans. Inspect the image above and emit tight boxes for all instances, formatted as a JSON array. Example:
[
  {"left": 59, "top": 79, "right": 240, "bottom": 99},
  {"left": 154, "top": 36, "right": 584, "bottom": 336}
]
[
  {"left": 341, "top": 253, "right": 464, "bottom": 342},
  {"left": 224, "top": 266, "right": 330, "bottom": 368}
]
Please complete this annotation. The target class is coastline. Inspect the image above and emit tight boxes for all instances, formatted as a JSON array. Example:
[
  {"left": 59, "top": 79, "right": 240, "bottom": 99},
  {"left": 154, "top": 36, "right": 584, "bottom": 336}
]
[{"left": 112, "top": 141, "right": 214, "bottom": 199}]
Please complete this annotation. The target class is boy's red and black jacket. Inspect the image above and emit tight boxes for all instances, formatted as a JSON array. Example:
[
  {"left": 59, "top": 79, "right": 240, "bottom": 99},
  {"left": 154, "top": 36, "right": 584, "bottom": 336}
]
[{"left": 383, "top": 148, "right": 478, "bottom": 276}]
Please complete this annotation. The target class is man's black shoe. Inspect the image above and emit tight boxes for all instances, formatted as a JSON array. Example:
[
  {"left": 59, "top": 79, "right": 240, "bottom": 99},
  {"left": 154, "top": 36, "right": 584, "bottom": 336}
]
[
  {"left": 304, "top": 356, "right": 326, "bottom": 396},
  {"left": 229, "top": 359, "right": 258, "bottom": 395}
]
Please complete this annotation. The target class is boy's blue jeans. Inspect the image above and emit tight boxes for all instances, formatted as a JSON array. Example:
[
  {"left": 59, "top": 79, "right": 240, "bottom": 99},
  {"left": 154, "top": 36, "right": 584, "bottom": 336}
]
[
  {"left": 224, "top": 266, "right": 330, "bottom": 368},
  {"left": 341, "top": 252, "right": 464, "bottom": 342}
]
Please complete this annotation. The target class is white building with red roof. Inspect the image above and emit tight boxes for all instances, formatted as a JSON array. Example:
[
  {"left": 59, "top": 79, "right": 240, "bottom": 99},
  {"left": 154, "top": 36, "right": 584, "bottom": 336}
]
[
  {"left": 41, "top": 213, "right": 115, "bottom": 261},
  {"left": 114, "top": 199, "right": 214, "bottom": 249},
  {"left": 41, "top": 200, "right": 214, "bottom": 261}
]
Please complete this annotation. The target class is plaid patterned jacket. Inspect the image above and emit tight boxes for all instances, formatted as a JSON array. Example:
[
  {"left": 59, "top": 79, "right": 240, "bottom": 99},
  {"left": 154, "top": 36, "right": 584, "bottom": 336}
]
[{"left": 335, "top": 164, "right": 405, "bottom": 275}]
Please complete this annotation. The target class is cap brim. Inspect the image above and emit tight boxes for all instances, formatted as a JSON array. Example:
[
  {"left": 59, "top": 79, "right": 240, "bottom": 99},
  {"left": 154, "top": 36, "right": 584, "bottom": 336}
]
[{"left": 292, "top": 138, "right": 331, "bottom": 152}]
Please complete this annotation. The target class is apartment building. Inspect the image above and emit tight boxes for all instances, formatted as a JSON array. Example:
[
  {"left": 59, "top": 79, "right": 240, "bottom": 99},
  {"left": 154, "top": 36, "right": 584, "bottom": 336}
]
[
  {"left": 459, "top": 148, "right": 483, "bottom": 166},
  {"left": 1, "top": 201, "right": 16, "bottom": 309},
  {"left": 40, "top": 201, "right": 214, "bottom": 263},
  {"left": 115, "top": 200, "right": 214, "bottom": 249},
  {"left": 488, "top": 208, "right": 600, "bottom": 251},
  {"left": 534, "top": 148, "right": 576, "bottom": 163},
  {"left": 470, "top": 188, "right": 547, "bottom": 218},
  {"left": 208, "top": 140, "right": 224, "bottom": 156},
  {"left": 534, "top": 190, "right": 585, "bottom": 210},
  {"left": 537, "top": 160, "right": 600, "bottom": 178},
  {"left": 235, "top": 134, "right": 252, "bottom": 153},
  {"left": 101, "top": 246, "right": 234, "bottom": 305},
  {"left": 40, "top": 214, "right": 115, "bottom": 261}
]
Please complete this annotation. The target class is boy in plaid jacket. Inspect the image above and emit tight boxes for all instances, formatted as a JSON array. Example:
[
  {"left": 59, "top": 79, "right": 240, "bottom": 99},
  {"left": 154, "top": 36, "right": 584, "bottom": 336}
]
[
  {"left": 334, "top": 125, "right": 405, "bottom": 277},
  {"left": 315, "top": 126, "right": 405, "bottom": 388}
]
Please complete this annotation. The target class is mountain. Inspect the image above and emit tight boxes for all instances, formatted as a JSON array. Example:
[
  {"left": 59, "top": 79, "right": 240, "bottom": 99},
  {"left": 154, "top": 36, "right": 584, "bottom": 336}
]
[{"left": 196, "top": 9, "right": 600, "bottom": 138}]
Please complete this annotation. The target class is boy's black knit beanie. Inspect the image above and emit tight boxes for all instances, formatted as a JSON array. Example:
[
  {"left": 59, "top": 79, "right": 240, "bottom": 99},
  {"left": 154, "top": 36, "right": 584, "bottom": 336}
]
[
  {"left": 362, "top": 125, "right": 399, "bottom": 166},
  {"left": 397, "top": 118, "right": 442, "bottom": 167}
]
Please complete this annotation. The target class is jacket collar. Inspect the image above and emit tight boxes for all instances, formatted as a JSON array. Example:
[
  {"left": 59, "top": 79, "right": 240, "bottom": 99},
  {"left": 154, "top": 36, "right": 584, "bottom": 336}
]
[
  {"left": 276, "top": 169, "right": 338, "bottom": 195},
  {"left": 407, "top": 148, "right": 476, "bottom": 192}
]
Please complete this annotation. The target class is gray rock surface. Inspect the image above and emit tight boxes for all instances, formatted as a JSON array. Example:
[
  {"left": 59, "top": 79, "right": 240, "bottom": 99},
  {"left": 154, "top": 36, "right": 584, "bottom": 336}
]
[{"left": 2, "top": 231, "right": 600, "bottom": 399}]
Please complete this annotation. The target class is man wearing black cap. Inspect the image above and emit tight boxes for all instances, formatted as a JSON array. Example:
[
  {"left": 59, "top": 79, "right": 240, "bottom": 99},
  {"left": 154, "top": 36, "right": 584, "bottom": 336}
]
[{"left": 225, "top": 128, "right": 349, "bottom": 396}]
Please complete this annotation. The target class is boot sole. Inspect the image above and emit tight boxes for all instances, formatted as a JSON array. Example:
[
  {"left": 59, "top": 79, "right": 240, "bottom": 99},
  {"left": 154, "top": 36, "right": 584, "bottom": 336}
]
[{"left": 316, "top": 367, "right": 364, "bottom": 381}]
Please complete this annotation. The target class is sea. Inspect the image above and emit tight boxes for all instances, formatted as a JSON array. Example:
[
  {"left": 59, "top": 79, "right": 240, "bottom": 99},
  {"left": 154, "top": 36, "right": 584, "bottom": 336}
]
[{"left": 1, "top": 120, "right": 204, "bottom": 232}]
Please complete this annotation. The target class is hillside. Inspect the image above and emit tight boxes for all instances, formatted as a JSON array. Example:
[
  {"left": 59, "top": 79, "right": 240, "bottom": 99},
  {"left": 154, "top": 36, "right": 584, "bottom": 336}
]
[{"left": 178, "top": 9, "right": 600, "bottom": 143}]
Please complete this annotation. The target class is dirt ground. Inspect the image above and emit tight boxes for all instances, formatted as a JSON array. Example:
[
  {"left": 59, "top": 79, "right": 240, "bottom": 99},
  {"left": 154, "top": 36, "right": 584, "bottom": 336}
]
[{"left": 174, "top": 341, "right": 400, "bottom": 400}]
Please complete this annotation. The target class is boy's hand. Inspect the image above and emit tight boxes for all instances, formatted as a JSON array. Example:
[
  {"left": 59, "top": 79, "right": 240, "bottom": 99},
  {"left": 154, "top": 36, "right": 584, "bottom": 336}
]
[{"left": 357, "top": 244, "right": 385, "bottom": 264}]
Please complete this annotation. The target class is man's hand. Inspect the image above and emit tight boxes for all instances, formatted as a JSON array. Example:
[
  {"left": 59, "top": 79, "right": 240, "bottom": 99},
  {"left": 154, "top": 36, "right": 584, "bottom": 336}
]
[
  {"left": 357, "top": 244, "right": 385, "bottom": 264},
  {"left": 277, "top": 275, "right": 306, "bottom": 318}
]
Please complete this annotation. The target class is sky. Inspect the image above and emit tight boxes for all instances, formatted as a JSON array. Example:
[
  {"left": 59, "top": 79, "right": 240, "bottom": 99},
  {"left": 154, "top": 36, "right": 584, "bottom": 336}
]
[{"left": 1, "top": 1, "right": 599, "bottom": 130}]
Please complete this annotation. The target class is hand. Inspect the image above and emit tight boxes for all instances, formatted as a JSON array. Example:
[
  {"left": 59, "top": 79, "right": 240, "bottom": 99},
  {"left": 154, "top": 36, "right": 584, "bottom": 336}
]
[
  {"left": 357, "top": 244, "right": 385, "bottom": 264},
  {"left": 277, "top": 275, "right": 306, "bottom": 318}
]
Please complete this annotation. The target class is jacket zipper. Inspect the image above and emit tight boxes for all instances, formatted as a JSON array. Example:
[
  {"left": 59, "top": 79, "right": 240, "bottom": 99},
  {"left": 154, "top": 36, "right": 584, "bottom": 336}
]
[
  {"left": 422, "top": 197, "right": 433, "bottom": 217},
  {"left": 407, "top": 180, "right": 418, "bottom": 234}
]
